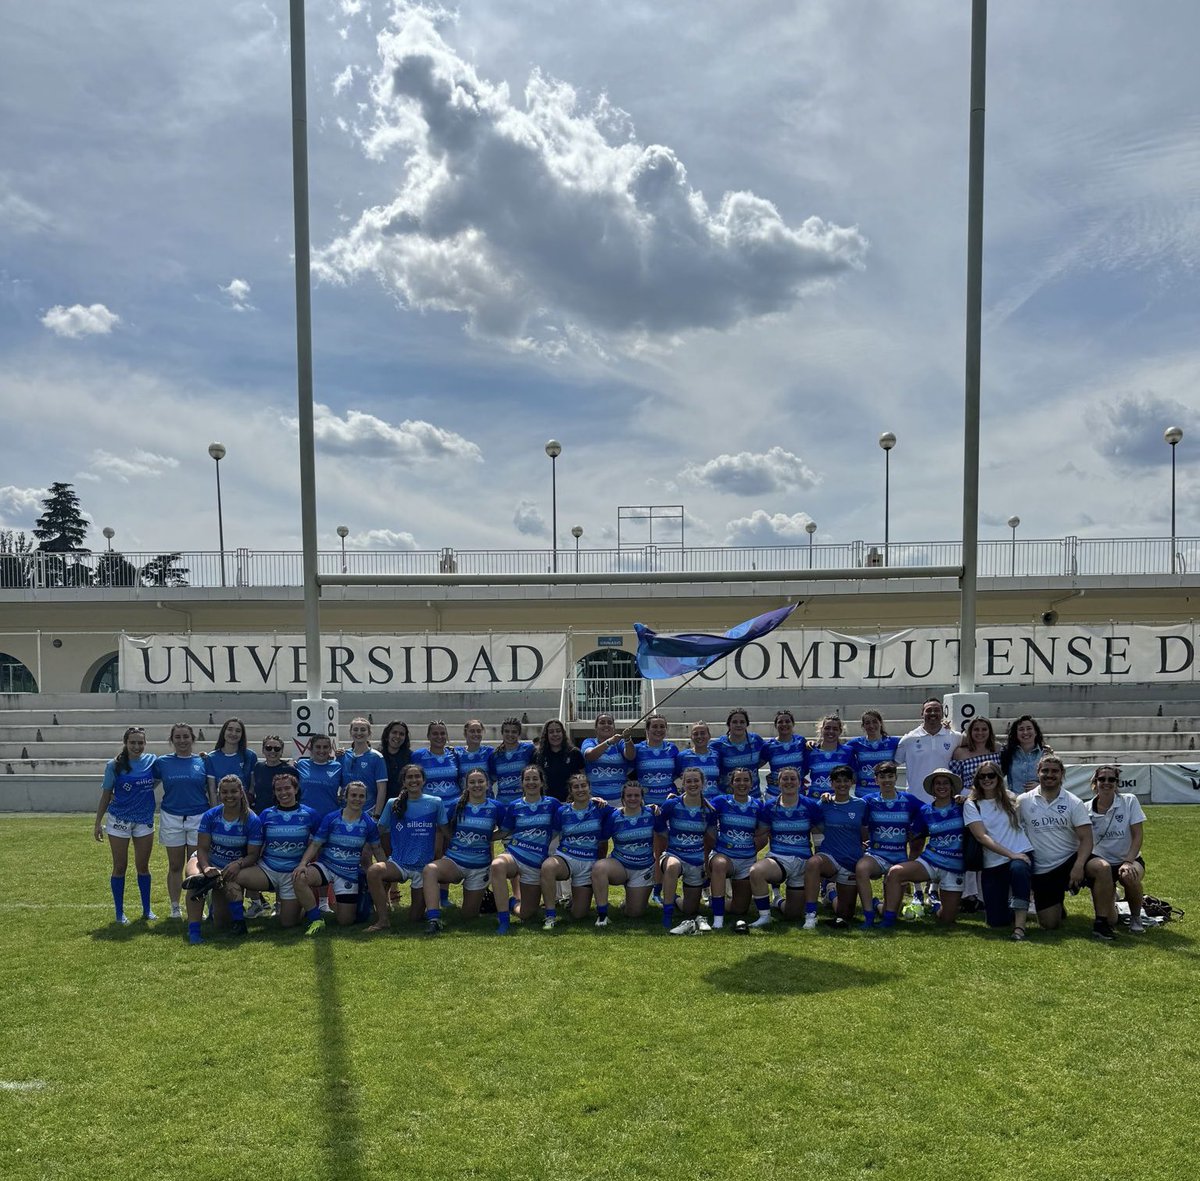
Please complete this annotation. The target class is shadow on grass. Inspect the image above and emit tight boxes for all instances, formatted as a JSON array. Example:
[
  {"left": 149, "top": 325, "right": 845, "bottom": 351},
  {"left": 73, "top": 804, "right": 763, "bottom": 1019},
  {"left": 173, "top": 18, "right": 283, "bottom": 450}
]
[{"left": 703, "top": 950, "right": 897, "bottom": 996}]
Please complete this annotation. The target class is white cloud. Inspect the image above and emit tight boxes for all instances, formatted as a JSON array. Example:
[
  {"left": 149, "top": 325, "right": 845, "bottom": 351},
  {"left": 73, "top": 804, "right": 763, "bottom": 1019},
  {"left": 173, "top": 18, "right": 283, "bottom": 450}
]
[
  {"left": 332, "top": 65, "right": 355, "bottom": 95},
  {"left": 345, "top": 527, "right": 418, "bottom": 550},
  {"left": 219, "top": 277, "right": 255, "bottom": 311},
  {"left": 1093, "top": 392, "right": 1191, "bottom": 469},
  {"left": 0, "top": 180, "right": 53, "bottom": 235},
  {"left": 89, "top": 449, "right": 180, "bottom": 483},
  {"left": 513, "top": 499, "right": 546, "bottom": 536},
  {"left": 724, "top": 510, "right": 816, "bottom": 546},
  {"left": 41, "top": 303, "right": 120, "bottom": 338},
  {"left": 287, "top": 403, "right": 483, "bottom": 462},
  {"left": 681, "top": 446, "right": 820, "bottom": 496},
  {"left": 0, "top": 485, "right": 44, "bottom": 527},
  {"left": 314, "top": 5, "right": 866, "bottom": 351}
]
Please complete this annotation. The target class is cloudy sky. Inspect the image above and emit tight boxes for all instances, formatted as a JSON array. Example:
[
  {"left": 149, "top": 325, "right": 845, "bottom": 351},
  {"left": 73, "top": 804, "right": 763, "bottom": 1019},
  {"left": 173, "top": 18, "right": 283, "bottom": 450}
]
[{"left": 1, "top": 1, "right": 1196, "bottom": 561}]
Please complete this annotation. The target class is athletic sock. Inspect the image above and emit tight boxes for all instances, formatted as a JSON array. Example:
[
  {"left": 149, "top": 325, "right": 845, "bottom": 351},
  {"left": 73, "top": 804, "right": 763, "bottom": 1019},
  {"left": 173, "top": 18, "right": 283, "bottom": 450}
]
[
  {"left": 508, "top": 895, "right": 519, "bottom": 913},
  {"left": 651, "top": 885, "right": 663, "bottom": 901},
  {"left": 662, "top": 902, "right": 676, "bottom": 929},
  {"left": 305, "top": 906, "right": 322, "bottom": 924},
  {"left": 228, "top": 899, "right": 245, "bottom": 921},
  {"left": 426, "top": 907, "right": 441, "bottom": 924},
  {"left": 110, "top": 875, "right": 125, "bottom": 919},
  {"left": 711, "top": 896, "right": 726, "bottom": 919},
  {"left": 753, "top": 895, "right": 770, "bottom": 914},
  {"left": 544, "top": 907, "right": 557, "bottom": 922},
  {"left": 596, "top": 904, "right": 608, "bottom": 920},
  {"left": 805, "top": 901, "right": 818, "bottom": 916},
  {"left": 137, "top": 873, "right": 152, "bottom": 915},
  {"left": 882, "top": 909, "right": 898, "bottom": 928},
  {"left": 497, "top": 911, "right": 511, "bottom": 933},
  {"left": 440, "top": 887, "right": 450, "bottom": 906},
  {"left": 187, "top": 921, "right": 203, "bottom": 944},
  {"left": 860, "top": 911, "right": 876, "bottom": 928}
]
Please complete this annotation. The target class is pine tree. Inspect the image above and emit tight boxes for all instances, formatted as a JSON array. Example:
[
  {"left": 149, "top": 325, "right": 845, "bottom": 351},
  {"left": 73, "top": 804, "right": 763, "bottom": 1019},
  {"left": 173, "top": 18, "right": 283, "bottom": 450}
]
[{"left": 33, "top": 483, "right": 89, "bottom": 550}]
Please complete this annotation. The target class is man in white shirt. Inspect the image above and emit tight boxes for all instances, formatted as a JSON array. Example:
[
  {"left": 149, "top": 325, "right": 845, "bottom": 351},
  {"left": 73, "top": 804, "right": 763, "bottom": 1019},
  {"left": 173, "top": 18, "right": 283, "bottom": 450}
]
[
  {"left": 895, "top": 698, "right": 961, "bottom": 805},
  {"left": 1017, "top": 754, "right": 1115, "bottom": 940}
]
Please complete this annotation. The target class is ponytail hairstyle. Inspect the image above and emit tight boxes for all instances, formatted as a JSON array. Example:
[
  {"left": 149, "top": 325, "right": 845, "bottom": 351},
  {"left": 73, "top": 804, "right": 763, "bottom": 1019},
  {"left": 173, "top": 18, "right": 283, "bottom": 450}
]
[
  {"left": 217, "top": 773, "right": 250, "bottom": 824},
  {"left": 861, "top": 709, "right": 889, "bottom": 738},
  {"left": 450, "top": 769, "right": 491, "bottom": 838},
  {"left": 115, "top": 726, "right": 147, "bottom": 775},
  {"left": 500, "top": 717, "right": 524, "bottom": 746},
  {"left": 393, "top": 763, "right": 426, "bottom": 822}
]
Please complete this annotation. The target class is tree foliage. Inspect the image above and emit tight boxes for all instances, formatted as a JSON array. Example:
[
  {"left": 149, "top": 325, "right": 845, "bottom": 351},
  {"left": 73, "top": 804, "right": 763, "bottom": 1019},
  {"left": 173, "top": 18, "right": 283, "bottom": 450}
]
[
  {"left": 140, "top": 553, "right": 190, "bottom": 587},
  {"left": 33, "top": 483, "right": 89, "bottom": 551},
  {"left": 95, "top": 551, "right": 139, "bottom": 588},
  {"left": 0, "top": 529, "right": 34, "bottom": 588}
]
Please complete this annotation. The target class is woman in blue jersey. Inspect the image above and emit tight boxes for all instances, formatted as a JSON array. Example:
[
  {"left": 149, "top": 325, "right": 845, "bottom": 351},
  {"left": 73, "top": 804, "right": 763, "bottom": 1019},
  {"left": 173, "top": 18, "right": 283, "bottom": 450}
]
[
  {"left": 963, "top": 761, "right": 1033, "bottom": 939},
  {"left": 534, "top": 719, "right": 585, "bottom": 803},
  {"left": 581, "top": 712, "right": 633, "bottom": 803},
  {"left": 809, "top": 765, "right": 870, "bottom": 928},
  {"left": 540, "top": 771, "right": 607, "bottom": 927},
  {"left": 340, "top": 717, "right": 388, "bottom": 818},
  {"left": 707, "top": 767, "right": 765, "bottom": 929},
  {"left": 805, "top": 716, "right": 859, "bottom": 798},
  {"left": 490, "top": 765, "right": 560, "bottom": 933},
  {"left": 623, "top": 714, "right": 680, "bottom": 808},
  {"left": 422, "top": 768, "right": 503, "bottom": 932},
  {"left": 999, "top": 715, "right": 1053, "bottom": 793},
  {"left": 154, "top": 722, "right": 216, "bottom": 919},
  {"left": 762, "top": 709, "right": 807, "bottom": 801},
  {"left": 490, "top": 717, "right": 537, "bottom": 805},
  {"left": 848, "top": 710, "right": 900, "bottom": 795},
  {"left": 654, "top": 767, "right": 717, "bottom": 933},
  {"left": 93, "top": 726, "right": 158, "bottom": 924},
  {"left": 207, "top": 717, "right": 257, "bottom": 798},
  {"left": 710, "top": 707, "right": 765, "bottom": 791},
  {"left": 592, "top": 779, "right": 657, "bottom": 925},
  {"left": 183, "top": 774, "right": 262, "bottom": 943},
  {"left": 379, "top": 719, "right": 413, "bottom": 798},
  {"left": 294, "top": 781, "right": 384, "bottom": 934},
  {"left": 881, "top": 769, "right": 966, "bottom": 927},
  {"left": 855, "top": 760, "right": 924, "bottom": 928},
  {"left": 747, "top": 766, "right": 825, "bottom": 927},
  {"left": 295, "top": 733, "right": 345, "bottom": 822},
  {"left": 455, "top": 718, "right": 493, "bottom": 791},
  {"left": 366, "top": 763, "right": 449, "bottom": 932},
  {"left": 677, "top": 721, "right": 721, "bottom": 798},
  {"left": 230, "top": 771, "right": 321, "bottom": 929}
]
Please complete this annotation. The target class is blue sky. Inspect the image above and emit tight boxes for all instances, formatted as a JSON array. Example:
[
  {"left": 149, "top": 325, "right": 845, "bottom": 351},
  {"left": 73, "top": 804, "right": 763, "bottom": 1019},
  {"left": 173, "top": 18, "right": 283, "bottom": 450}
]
[{"left": 1, "top": 1, "right": 1196, "bottom": 558}]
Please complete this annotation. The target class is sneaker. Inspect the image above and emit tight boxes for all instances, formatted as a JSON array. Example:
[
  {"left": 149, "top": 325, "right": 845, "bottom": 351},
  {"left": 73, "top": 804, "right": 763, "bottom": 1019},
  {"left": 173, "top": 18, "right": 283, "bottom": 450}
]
[
  {"left": 441, "top": 896, "right": 458, "bottom": 909},
  {"left": 1128, "top": 916, "right": 1145, "bottom": 934},
  {"left": 115, "top": 913, "right": 131, "bottom": 926},
  {"left": 1010, "top": 927, "right": 1028, "bottom": 942},
  {"left": 829, "top": 916, "right": 850, "bottom": 931},
  {"left": 230, "top": 919, "right": 248, "bottom": 937},
  {"left": 246, "top": 899, "right": 268, "bottom": 919},
  {"left": 319, "top": 901, "right": 334, "bottom": 915},
  {"left": 802, "top": 913, "right": 819, "bottom": 931},
  {"left": 695, "top": 918, "right": 713, "bottom": 933},
  {"left": 144, "top": 911, "right": 159, "bottom": 922},
  {"left": 188, "top": 930, "right": 203, "bottom": 945},
  {"left": 425, "top": 918, "right": 444, "bottom": 936},
  {"left": 169, "top": 905, "right": 182, "bottom": 920},
  {"left": 749, "top": 913, "right": 772, "bottom": 929},
  {"left": 1092, "top": 917, "right": 1117, "bottom": 942},
  {"left": 305, "top": 919, "right": 325, "bottom": 937},
  {"left": 669, "top": 918, "right": 699, "bottom": 936},
  {"left": 649, "top": 892, "right": 663, "bottom": 908},
  {"left": 594, "top": 915, "right": 609, "bottom": 928},
  {"left": 542, "top": 917, "right": 557, "bottom": 931}
]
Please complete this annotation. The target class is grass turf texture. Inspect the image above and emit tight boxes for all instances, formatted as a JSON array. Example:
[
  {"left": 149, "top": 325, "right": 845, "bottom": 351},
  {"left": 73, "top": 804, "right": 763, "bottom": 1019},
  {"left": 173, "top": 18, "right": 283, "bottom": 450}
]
[{"left": 2, "top": 812, "right": 1199, "bottom": 1181}]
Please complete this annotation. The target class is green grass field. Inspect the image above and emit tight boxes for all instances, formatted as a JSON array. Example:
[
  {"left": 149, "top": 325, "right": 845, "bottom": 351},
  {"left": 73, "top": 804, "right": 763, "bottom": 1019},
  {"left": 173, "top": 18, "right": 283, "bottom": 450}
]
[{"left": 2, "top": 810, "right": 1199, "bottom": 1181}]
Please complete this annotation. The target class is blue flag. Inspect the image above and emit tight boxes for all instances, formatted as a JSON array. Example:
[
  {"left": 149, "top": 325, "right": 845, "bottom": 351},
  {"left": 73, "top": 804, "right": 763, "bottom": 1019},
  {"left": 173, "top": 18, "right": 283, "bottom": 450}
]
[{"left": 634, "top": 603, "right": 798, "bottom": 680}]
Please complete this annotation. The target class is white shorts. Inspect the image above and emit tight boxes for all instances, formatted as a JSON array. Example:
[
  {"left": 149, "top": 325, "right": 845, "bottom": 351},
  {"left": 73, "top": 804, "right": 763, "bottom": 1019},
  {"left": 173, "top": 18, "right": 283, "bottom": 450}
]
[
  {"left": 862, "top": 852, "right": 904, "bottom": 876},
  {"left": 615, "top": 863, "right": 654, "bottom": 890},
  {"left": 661, "top": 853, "right": 705, "bottom": 889},
  {"left": 313, "top": 864, "right": 359, "bottom": 896},
  {"left": 103, "top": 813, "right": 155, "bottom": 840},
  {"left": 445, "top": 857, "right": 489, "bottom": 892},
  {"left": 259, "top": 864, "right": 298, "bottom": 902},
  {"left": 819, "top": 854, "right": 856, "bottom": 886},
  {"left": 159, "top": 811, "right": 203, "bottom": 848},
  {"left": 917, "top": 858, "right": 965, "bottom": 892},
  {"left": 553, "top": 853, "right": 594, "bottom": 888},
  {"left": 768, "top": 854, "right": 810, "bottom": 889},
  {"left": 514, "top": 859, "right": 542, "bottom": 887},
  {"left": 388, "top": 862, "right": 425, "bottom": 890},
  {"left": 722, "top": 854, "right": 757, "bottom": 882}
]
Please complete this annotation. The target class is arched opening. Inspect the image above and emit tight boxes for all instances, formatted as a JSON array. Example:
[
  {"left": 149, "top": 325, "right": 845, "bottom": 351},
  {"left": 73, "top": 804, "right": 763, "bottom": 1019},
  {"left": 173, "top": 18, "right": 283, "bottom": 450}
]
[
  {"left": 0, "top": 652, "right": 38, "bottom": 693},
  {"left": 573, "top": 649, "right": 642, "bottom": 721},
  {"left": 85, "top": 652, "right": 120, "bottom": 694}
]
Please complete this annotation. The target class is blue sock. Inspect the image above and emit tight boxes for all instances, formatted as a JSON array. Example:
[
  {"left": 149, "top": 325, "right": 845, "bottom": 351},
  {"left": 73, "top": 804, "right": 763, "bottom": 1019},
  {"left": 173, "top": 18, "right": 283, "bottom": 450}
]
[
  {"left": 882, "top": 909, "right": 898, "bottom": 927},
  {"left": 805, "top": 901, "right": 818, "bottom": 915},
  {"left": 427, "top": 907, "right": 441, "bottom": 924},
  {"left": 544, "top": 907, "right": 557, "bottom": 921},
  {"left": 305, "top": 906, "right": 321, "bottom": 923},
  {"left": 651, "top": 884, "right": 663, "bottom": 899},
  {"left": 753, "top": 895, "right": 770, "bottom": 914},
  {"left": 861, "top": 911, "right": 876, "bottom": 927},
  {"left": 497, "top": 911, "right": 511, "bottom": 933},
  {"left": 712, "top": 896, "right": 726, "bottom": 918},
  {"left": 110, "top": 875, "right": 125, "bottom": 918},
  {"left": 596, "top": 904, "right": 608, "bottom": 919},
  {"left": 508, "top": 895, "right": 518, "bottom": 913},
  {"left": 188, "top": 921, "right": 203, "bottom": 943},
  {"left": 136, "top": 873, "right": 152, "bottom": 915},
  {"left": 662, "top": 902, "right": 676, "bottom": 929},
  {"left": 440, "top": 887, "right": 450, "bottom": 905},
  {"left": 228, "top": 899, "right": 245, "bottom": 921}
]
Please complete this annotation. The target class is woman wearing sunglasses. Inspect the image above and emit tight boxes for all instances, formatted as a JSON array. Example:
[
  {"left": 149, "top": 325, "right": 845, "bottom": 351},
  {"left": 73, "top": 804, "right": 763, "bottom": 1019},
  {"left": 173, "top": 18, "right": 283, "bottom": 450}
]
[
  {"left": 1085, "top": 766, "right": 1148, "bottom": 934},
  {"left": 962, "top": 760, "right": 1034, "bottom": 940}
]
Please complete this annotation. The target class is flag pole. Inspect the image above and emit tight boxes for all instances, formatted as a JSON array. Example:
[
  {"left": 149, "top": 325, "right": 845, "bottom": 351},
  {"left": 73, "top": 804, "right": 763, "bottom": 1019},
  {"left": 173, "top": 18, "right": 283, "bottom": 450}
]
[{"left": 623, "top": 661, "right": 725, "bottom": 735}]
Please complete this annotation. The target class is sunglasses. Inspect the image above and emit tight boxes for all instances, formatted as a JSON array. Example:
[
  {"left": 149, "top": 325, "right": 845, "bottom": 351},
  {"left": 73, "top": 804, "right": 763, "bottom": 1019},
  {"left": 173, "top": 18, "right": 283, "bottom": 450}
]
[
  {"left": 1095, "top": 776, "right": 1118, "bottom": 784},
  {"left": 976, "top": 772, "right": 998, "bottom": 781},
  {"left": 263, "top": 745, "right": 284, "bottom": 753}
]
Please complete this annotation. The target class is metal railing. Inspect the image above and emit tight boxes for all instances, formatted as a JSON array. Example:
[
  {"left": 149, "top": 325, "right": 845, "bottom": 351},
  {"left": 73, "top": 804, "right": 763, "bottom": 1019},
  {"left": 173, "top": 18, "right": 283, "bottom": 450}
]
[{"left": 0, "top": 536, "right": 1194, "bottom": 590}]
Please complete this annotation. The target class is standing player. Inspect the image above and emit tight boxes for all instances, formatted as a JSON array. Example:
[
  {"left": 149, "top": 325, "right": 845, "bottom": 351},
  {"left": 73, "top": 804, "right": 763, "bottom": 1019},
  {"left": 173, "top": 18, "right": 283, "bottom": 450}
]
[
  {"left": 592, "top": 780, "right": 658, "bottom": 925},
  {"left": 762, "top": 709, "right": 807, "bottom": 801},
  {"left": 677, "top": 721, "right": 721, "bottom": 798},
  {"left": 847, "top": 710, "right": 900, "bottom": 795},
  {"left": 454, "top": 719, "right": 494, "bottom": 791},
  {"left": 490, "top": 718, "right": 537, "bottom": 806},
  {"left": 340, "top": 717, "right": 388, "bottom": 818},
  {"left": 707, "top": 767, "right": 765, "bottom": 928},
  {"left": 710, "top": 708, "right": 765, "bottom": 792},
  {"left": 295, "top": 734, "right": 345, "bottom": 822},
  {"left": 856, "top": 761, "right": 924, "bottom": 928},
  {"left": 153, "top": 723, "right": 216, "bottom": 919},
  {"left": 624, "top": 714, "right": 680, "bottom": 807},
  {"left": 654, "top": 767, "right": 717, "bottom": 933},
  {"left": 207, "top": 717, "right": 257, "bottom": 796},
  {"left": 747, "top": 766, "right": 824, "bottom": 927},
  {"left": 540, "top": 771, "right": 607, "bottom": 927},
  {"left": 582, "top": 713, "right": 633, "bottom": 804},
  {"left": 379, "top": 720, "right": 413, "bottom": 799},
  {"left": 93, "top": 726, "right": 158, "bottom": 924},
  {"left": 805, "top": 716, "right": 859, "bottom": 798},
  {"left": 422, "top": 769, "right": 503, "bottom": 931}
]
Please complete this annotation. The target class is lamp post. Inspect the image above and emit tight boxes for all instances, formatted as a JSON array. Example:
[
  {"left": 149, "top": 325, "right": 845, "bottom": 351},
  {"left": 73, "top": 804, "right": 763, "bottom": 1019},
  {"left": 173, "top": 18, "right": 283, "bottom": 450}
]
[
  {"left": 102, "top": 526, "right": 114, "bottom": 552},
  {"left": 571, "top": 524, "right": 583, "bottom": 573},
  {"left": 337, "top": 524, "right": 349, "bottom": 574},
  {"left": 1165, "top": 427, "right": 1183, "bottom": 574},
  {"left": 545, "top": 439, "right": 562, "bottom": 572},
  {"left": 1006, "top": 515, "right": 1020, "bottom": 577},
  {"left": 879, "top": 431, "right": 896, "bottom": 566},
  {"left": 805, "top": 520, "right": 817, "bottom": 569},
  {"left": 207, "top": 442, "right": 227, "bottom": 587}
]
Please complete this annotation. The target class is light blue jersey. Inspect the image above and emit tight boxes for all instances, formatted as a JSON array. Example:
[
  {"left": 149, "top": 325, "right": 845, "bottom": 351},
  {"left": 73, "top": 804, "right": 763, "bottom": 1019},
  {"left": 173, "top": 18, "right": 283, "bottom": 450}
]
[
  {"left": 455, "top": 744, "right": 494, "bottom": 790},
  {"left": 410, "top": 748, "right": 462, "bottom": 822},
  {"left": 340, "top": 748, "right": 387, "bottom": 806},
  {"left": 762, "top": 737, "right": 808, "bottom": 799},
  {"left": 654, "top": 797, "right": 716, "bottom": 867},
  {"left": 603, "top": 807, "right": 657, "bottom": 871},
  {"left": 207, "top": 749, "right": 257, "bottom": 792},
  {"left": 500, "top": 797, "right": 559, "bottom": 869},
  {"left": 848, "top": 735, "right": 901, "bottom": 793},
  {"left": 447, "top": 798, "right": 503, "bottom": 870},
  {"left": 918, "top": 801, "right": 964, "bottom": 872},
  {"left": 711, "top": 794, "right": 764, "bottom": 860},
  {"left": 556, "top": 800, "right": 607, "bottom": 861},
  {"left": 103, "top": 753, "right": 158, "bottom": 826},
  {"left": 314, "top": 810, "right": 381, "bottom": 881},
  {"left": 863, "top": 791, "right": 924, "bottom": 862},
  {"left": 380, "top": 794, "right": 448, "bottom": 869},
  {"left": 761, "top": 796, "right": 824, "bottom": 860},
  {"left": 677, "top": 748, "right": 721, "bottom": 798},
  {"left": 631, "top": 740, "right": 680, "bottom": 807},
  {"left": 806, "top": 743, "right": 859, "bottom": 797},
  {"left": 258, "top": 804, "right": 322, "bottom": 873},
  {"left": 710, "top": 733, "right": 766, "bottom": 789},
  {"left": 581, "top": 737, "right": 630, "bottom": 803},
  {"left": 817, "top": 796, "right": 869, "bottom": 871},
  {"left": 296, "top": 758, "right": 344, "bottom": 820},
  {"left": 490, "top": 742, "right": 536, "bottom": 804},
  {"left": 198, "top": 806, "right": 263, "bottom": 868},
  {"left": 154, "top": 753, "right": 213, "bottom": 817}
]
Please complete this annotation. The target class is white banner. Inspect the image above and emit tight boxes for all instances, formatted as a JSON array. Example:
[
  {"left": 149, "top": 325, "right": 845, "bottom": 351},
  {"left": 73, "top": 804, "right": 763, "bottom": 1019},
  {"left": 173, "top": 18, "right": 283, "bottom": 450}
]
[
  {"left": 119, "top": 633, "right": 566, "bottom": 692},
  {"left": 1149, "top": 762, "right": 1200, "bottom": 804},
  {"left": 1063, "top": 764, "right": 1152, "bottom": 801}
]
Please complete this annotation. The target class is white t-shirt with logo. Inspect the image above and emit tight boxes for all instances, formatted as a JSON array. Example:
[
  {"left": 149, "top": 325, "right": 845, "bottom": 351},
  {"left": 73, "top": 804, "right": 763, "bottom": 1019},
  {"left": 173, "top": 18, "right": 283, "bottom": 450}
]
[
  {"left": 962, "top": 797, "right": 1034, "bottom": 870},
  {"left": 1016, "top": 787, "right": 1090, "bottom": 872},
  {"left": 896, "top": 725, "right": 962, "bottom": 805},
  {"left": 1088, "top": 793, "right": 1146, "bottom": 864}
]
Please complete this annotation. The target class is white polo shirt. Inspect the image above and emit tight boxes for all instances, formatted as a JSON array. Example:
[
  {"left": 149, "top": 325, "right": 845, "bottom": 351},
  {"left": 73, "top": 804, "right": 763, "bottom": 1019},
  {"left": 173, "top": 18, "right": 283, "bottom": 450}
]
[
  {"left": 1016, "top": 787, "right": 1090, "bottom": 872},
  {"left": 895, "top": 725, "right": 962, "bottom": 805},
  {"left": 1089, "top": 793, "right": 1146, "bottom": 864}
]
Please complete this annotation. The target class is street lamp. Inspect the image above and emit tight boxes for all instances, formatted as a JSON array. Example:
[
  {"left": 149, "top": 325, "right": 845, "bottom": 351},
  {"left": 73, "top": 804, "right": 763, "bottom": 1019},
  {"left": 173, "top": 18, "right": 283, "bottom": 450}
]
[
  {"left": 805, "top": 520, "right": 817, "bottom": 569},
  {"left": 102, "top": 526, "right": 115, "bottom": 552},
  {"left": 207, "top": 442, "right": 227, "bottom": 587},
  {"left": 571, "top": 524, "right": 583, "bottom": 573},
  {"left": 1006, "top": 515, "right": 1020, "bottom": 577},
  {"left": 545, "top": 439, "right": 562, "bottom": 572},
  {"left": 1165, "top": 426, "right": 1183, "bottom": 574},
  {"left": 879, "top": 432, "right": 896, "bottom": 566},
  {"left": 337, "top": 524, "right": 349, "bottom": 574}
]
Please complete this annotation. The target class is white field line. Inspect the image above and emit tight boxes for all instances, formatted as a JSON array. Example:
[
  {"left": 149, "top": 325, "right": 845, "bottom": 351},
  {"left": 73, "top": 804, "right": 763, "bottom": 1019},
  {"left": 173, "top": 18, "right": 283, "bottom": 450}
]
[{"left": 0, "top": 1080, "right": 47, "bottom": 1091}]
